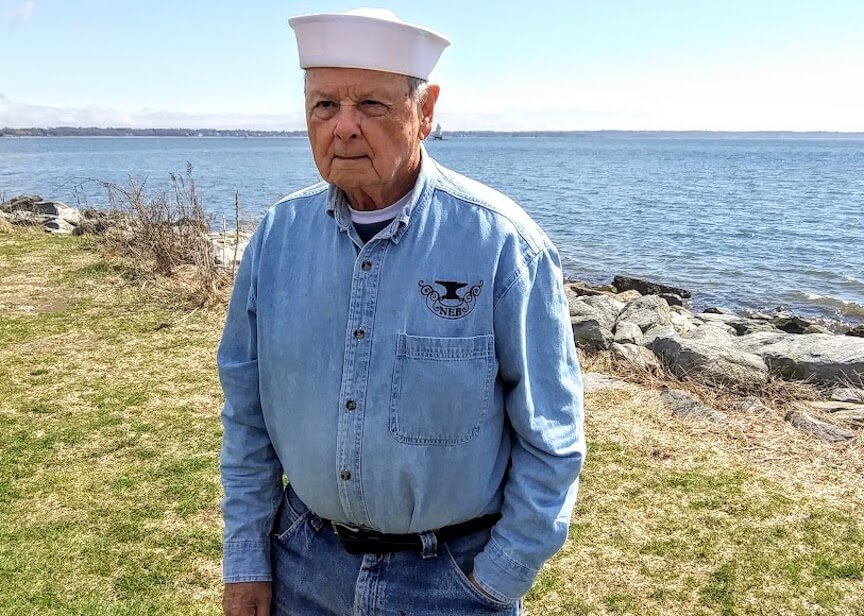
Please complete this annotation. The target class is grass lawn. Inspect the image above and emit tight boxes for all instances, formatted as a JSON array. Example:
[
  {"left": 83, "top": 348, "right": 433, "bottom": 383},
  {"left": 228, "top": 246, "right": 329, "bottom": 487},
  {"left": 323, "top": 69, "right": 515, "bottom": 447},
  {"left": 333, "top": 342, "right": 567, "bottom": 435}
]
[{"left": 1, "top": 228, "right": 862, "bottom": 615}]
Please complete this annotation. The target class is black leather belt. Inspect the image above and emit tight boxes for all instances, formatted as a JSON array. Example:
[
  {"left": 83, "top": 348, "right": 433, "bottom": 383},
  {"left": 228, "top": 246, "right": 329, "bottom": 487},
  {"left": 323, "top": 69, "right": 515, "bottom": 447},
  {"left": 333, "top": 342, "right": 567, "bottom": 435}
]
[{"left": 326, "top": 513, "right": 501, "bottom": 555}]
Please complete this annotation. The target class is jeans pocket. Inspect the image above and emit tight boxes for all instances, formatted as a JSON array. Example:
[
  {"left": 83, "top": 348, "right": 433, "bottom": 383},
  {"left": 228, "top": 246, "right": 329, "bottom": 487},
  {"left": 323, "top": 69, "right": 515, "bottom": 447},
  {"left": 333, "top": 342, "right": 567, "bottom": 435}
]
[
  {"left": 271, "top": 486, "right": 310, "bottom": 546},
  {"left": 389, "top": 333, "right": 495, "bottom": 445},
  {"left": 442, "top": 541, "right": 518, "bottom": 611}
]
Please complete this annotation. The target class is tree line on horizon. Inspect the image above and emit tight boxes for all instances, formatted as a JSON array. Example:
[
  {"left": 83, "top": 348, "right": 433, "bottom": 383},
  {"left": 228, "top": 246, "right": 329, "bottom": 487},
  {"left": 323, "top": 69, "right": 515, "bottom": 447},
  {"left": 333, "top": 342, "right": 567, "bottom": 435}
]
[{"left": 2, "top": 127, "right": 861, "bottom": 138}]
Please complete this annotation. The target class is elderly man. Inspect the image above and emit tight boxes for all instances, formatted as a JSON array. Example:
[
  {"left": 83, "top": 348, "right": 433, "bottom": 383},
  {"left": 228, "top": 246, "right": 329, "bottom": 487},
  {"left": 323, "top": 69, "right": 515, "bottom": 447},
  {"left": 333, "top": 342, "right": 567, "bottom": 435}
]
[{"left": 218, "top": 9, "right": 585, "bottom": 616}]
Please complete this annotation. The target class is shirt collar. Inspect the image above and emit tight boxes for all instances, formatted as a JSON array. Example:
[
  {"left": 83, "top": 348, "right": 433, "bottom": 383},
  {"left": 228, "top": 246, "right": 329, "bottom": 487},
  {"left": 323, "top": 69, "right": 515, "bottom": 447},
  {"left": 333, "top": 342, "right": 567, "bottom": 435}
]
[{"left": 325, "top": 144, "right": 438, "bottom": 244}]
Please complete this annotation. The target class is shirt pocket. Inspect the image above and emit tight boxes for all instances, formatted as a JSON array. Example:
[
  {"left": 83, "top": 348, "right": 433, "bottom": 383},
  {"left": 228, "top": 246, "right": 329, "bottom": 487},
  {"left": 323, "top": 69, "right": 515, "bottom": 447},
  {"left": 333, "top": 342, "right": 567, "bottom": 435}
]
[{"left": 389, "top": 333, "right": 495, "bottom": 446}]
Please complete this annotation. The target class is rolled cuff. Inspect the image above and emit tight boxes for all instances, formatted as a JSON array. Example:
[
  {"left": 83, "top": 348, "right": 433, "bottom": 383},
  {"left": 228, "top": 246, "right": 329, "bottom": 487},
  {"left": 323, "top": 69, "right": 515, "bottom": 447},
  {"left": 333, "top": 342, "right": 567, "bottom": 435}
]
[
  {"left": 223, "top": 539, "right": 272, "bottom": 583},
  {"left": 472, "top": 537, "right": 538, "bottom": 601}
]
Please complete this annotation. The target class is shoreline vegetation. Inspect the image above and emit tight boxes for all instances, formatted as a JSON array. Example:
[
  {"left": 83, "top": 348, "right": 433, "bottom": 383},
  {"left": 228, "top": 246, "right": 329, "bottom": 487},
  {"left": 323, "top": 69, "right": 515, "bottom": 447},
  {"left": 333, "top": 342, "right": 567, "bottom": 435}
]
[
  {"left": 1, "top": 180, "right": 863, "bottom": 613},
  {"left": 4, "top": 126, "right": 864, "bottom": 138}
]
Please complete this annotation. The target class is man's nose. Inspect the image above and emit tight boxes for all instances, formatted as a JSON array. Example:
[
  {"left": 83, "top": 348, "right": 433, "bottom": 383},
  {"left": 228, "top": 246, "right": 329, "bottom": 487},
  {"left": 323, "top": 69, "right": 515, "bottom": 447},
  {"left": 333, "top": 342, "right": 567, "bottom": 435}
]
[{"left": 333, "top": 106, "right": 361, "bottom": 140}]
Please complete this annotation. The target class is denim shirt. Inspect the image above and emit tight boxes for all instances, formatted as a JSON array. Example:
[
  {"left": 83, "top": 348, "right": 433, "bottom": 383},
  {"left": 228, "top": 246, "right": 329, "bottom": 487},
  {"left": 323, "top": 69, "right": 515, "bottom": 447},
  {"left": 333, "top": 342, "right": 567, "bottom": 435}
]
[{"left": 217, "top": 150, "right": 586, "bottom": 601}]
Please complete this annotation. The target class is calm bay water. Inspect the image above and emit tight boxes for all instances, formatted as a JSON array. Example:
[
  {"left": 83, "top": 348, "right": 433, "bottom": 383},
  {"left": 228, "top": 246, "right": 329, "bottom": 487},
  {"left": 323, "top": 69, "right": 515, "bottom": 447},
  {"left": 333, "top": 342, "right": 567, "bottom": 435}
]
[{"left": 1, "top": 135, "right": 863, "bottom": 324}]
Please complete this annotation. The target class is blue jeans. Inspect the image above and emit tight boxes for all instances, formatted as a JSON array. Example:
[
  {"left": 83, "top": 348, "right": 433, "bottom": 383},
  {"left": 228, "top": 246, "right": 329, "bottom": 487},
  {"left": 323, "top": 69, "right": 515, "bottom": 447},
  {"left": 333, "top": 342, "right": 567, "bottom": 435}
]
[{"left": 270, "top": 485, "right": 524, "bottom": 615}]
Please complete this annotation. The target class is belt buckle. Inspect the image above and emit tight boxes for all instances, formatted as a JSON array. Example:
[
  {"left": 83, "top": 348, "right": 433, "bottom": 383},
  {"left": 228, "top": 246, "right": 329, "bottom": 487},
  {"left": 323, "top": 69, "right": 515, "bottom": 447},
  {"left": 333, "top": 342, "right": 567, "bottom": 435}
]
[
  {"left": 332, "top": 522, "right": 378, "bottom": 554},
  {"left": 332, "top": 521, "right": 362, "bottom": 539}
]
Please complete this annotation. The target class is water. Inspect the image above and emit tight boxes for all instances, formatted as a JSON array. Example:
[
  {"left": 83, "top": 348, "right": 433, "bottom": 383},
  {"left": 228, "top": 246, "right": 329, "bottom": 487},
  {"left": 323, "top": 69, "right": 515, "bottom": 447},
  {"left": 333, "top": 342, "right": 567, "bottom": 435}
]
[{"left": 2, "top": 135, "right": 863, "bottom": 325}]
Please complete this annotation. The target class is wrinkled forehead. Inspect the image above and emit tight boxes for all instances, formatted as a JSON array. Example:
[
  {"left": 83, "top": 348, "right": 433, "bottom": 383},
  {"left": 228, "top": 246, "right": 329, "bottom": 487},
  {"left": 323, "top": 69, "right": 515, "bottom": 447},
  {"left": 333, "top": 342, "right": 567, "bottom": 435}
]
[{"left": 304, "top": 67, "right": 412, "bottom": 97}]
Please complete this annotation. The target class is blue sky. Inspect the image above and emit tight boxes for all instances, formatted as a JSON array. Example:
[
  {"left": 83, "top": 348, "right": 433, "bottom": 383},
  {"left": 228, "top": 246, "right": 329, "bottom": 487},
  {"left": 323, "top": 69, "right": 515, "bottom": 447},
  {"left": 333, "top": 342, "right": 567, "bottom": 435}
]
[{"left": 1, "top": 0, "right": 863, "bottom": 130}]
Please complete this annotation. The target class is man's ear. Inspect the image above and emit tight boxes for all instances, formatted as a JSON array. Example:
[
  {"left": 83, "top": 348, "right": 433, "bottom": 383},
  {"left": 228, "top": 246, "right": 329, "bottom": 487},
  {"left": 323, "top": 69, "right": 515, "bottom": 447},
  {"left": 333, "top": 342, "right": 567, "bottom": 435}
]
[{"left": 418, "top": 85, "right": 441, "bottom": 139}]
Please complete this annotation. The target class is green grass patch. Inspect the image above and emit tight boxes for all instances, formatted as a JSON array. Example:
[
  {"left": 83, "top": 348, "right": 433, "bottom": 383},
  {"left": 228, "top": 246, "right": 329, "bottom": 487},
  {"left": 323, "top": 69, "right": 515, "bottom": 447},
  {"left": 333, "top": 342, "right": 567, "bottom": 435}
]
[{"left": 1, "top": 230, "right": 862, "bottom": 614}]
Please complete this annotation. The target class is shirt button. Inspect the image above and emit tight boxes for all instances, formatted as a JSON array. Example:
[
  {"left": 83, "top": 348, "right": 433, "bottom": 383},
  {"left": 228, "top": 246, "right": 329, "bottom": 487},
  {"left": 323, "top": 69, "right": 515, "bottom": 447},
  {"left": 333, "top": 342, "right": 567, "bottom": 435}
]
[
  {"left": 361, "top": 260, "right": 372, "bottom": 271},
  {"left": 353, "top": 329, "right": 365, "bottom": 340},
  {"left": 340, "top": 470, "right": 352, "bottom": 481},
  {"left": 345, "top": 399, "right": 357, "bottom": 411}
]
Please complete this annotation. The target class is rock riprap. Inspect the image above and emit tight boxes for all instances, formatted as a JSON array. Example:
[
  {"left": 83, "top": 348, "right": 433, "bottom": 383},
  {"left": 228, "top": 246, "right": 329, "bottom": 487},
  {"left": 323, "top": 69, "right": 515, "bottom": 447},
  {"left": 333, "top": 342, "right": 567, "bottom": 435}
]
[{"left": 565, "top": 277, "right": 864, "bottom": 391}]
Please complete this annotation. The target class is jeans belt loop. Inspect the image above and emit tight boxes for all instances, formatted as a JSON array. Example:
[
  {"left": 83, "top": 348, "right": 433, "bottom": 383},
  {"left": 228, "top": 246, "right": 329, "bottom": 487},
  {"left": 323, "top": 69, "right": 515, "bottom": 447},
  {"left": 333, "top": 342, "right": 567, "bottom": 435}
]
[
  {"left": 419, "top": 529, "right": 438, "bottom": 559},
  {"left": 309, "top": 513, "right": 324, "bottom": 532}
]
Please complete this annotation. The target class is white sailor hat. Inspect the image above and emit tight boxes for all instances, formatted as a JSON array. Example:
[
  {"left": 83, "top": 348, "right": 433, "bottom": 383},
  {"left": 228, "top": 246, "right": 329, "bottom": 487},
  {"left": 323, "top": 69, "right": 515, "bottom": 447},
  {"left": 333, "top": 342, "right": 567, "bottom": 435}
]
[{"left": 288, "top": 8, "right": 450, "bottom": 80}]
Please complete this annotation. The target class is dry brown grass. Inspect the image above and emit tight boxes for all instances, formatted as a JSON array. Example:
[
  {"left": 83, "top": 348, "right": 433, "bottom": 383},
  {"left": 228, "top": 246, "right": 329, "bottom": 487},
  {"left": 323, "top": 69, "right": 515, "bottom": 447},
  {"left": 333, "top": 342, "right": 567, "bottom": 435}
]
[
  {"left": 529, "top": 381, "right": 864, "bottom": 615},
  {"left": 95, "top": 166, "right": 238, "bottom": 308},
  {"left": 580, "top": 349, "right": 864, "bottom": 492}
]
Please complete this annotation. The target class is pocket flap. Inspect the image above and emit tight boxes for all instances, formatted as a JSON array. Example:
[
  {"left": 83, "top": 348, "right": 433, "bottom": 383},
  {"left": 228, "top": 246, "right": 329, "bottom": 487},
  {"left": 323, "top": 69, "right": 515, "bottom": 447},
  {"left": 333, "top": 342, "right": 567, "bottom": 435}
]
[{"left": 396, "top": 333, "right": 494, "bottom": 361}]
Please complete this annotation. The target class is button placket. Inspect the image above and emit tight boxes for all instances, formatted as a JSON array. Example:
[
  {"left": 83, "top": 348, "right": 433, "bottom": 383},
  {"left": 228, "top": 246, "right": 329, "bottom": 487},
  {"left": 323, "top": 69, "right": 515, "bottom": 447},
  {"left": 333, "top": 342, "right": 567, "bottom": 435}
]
[{"left": 335, "top": 241, "right": 388, "bottom": 528}]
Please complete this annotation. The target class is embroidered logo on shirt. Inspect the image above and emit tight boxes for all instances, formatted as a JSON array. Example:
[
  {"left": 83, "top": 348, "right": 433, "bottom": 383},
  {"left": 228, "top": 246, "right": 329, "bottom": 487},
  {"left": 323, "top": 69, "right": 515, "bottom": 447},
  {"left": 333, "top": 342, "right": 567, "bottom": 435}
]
[{"left": 418, "top": 280, "right": 483, "bottom": 320}]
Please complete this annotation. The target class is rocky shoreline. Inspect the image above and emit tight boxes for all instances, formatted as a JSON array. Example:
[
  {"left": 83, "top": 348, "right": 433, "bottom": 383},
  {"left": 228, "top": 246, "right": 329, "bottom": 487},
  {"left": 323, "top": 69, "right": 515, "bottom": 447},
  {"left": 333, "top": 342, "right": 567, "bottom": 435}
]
[
  {"left": 0, "top": 194, "right": 250, "bottom": 266},
  {"left": 566, "top": 274, "right": 864, "bottom": 442},
  {"left": 3, "top": 193, "right": 863, "bottom": 444}
]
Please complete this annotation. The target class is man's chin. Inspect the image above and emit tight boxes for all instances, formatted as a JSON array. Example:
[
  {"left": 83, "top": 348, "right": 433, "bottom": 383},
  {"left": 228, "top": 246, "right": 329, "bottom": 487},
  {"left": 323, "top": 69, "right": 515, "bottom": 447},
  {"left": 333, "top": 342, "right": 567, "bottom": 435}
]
[{"left": 326, "top": 168, "right": 374, "bottom": 187}]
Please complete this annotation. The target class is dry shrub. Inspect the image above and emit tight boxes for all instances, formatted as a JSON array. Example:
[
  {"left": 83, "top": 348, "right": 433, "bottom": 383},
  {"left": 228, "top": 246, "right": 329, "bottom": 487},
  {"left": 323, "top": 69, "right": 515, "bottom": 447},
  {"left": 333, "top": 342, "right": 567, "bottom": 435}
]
[{"left": 96, "top": 165, "right": 235, "bottom": 307}]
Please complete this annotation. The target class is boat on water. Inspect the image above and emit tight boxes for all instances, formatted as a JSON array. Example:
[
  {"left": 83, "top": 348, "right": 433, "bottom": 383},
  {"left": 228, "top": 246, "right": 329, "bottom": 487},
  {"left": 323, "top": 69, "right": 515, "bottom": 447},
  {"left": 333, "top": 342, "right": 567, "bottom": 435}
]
[{"left": 432, "top": 123, "right": 444, "bottom": 140}]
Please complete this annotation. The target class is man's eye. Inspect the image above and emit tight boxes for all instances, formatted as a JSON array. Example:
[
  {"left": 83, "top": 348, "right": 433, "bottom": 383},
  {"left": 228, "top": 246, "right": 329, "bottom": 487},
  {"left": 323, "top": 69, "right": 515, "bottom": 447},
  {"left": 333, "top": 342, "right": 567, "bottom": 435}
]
[
  {"left": 358, "top": 100, "right": 388, "bottom": 116},
  {"left": 311, "top": 101, "right": 338, "bottom": 119}
]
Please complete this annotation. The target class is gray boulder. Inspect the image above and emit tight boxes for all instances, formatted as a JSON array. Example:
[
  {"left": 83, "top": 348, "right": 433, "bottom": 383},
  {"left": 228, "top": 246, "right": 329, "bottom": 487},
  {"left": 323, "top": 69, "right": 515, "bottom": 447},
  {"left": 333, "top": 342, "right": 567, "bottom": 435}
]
[
  {"left": 831, "top": 409, "right": 864, "bottom": 427},
  {"left": 772, "top": 315, "right": 815, "bottom": 334},
  {"left": 43, "top": 217, "right": 75, "bottom": 235},
  {"left": 39, "top": 201, "right": 81, "bottom": 226},
  {"left": 756, "top": 334, "right": 864, "bottom": 385},
  {"left": 697, "top": 312, "right": 744, "bottom": 326},
  {"left": 659, "top": 388, "right": 727, "bottom": 423},
  {"left": 615, "top": 290, "right": 642, "bottom": 303},
  {"left": 614, "top": 321, "right": 643, "bottom": 345},
  {"left": 583, "top": 372, "right": 628, "bottom": 393},
  {"left": 568, "top": 296, "right": 601, "bottom": 321},
  {"left": 832, "top": 387, "right": 864, "bottom": 403},
  {"left": 745, "top": 311, "right": 775, "bottom": 321},
  {"left": 642, "top": 325, "right": 677, "bottom": 346},
  {"left": 669, "top": 310, "right": 699, "bottom": 336},
  {"left": 683, "top": 323, "right": 737, "bottom": 341},
  {"left": 210, "top": 232, "right": 250, "bottom": 266},
  {"left": 804, "top": 400, "right": 864, "bottom": 413},
  {"left": 785, "top": 410, "right": 855, "bottom": 442},
  {"left": 581, "top": 294, "right": 624, "bottom": 330},
  {"left": 731, "top": 397, "right": 770, "bottom": 413},
  {"left": 617, "top": 295, "right": 672, "bottom": 333},
  {"left": 613, "top": 275, "right": 691, "bottom": 299},
  {"left": 571, "top": 320, "right": 613, "bottom": 350},
  {"left": 847, "top": 325, "right": 864, "bottom": 338},
  {"left": 801, "top": 400, "right": 864, "bottom": 426},
  {"left": 732, "top": 320, "right": 780, "bottom": 336},
  {"left": 735, "top": 331, "right": 793, "bottom": 355},
  {"left": 0, "top": 194, "right": 43, "bottom": 212},
  {"left": 611, "top": 342, "right": 662, "bottom": 371},
  {"left": 659, "top": 292, "right": 689, "bottom": 308},
  {"left": 568, "top": 297, "right": 614, "bottom": 350},
  {"left": 648, "top": 334, "right": 769, "bottom": 389},
  {"left": 567, "top": 281, "right": 616, "bottom": 297},
  {"left": 704, "top": 307, "right": 737, "bottom": 315}
]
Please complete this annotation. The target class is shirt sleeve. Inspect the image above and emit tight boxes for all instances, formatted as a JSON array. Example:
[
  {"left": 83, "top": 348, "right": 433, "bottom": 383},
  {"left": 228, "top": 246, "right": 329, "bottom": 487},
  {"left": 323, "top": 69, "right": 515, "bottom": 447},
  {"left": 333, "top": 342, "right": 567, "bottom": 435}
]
[
  {"left": 217, "top": 222, "right": 284, "bottom": 583},
  {"left": 472, "top": 244, "right": 587, "bottom": 601}
]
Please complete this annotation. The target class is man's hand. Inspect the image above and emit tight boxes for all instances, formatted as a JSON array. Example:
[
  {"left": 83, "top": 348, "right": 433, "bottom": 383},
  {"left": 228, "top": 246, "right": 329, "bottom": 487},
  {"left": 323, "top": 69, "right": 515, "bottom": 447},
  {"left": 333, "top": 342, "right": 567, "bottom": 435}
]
[{"left": 223, "top": 581, "right": 272, "bottom": 616}]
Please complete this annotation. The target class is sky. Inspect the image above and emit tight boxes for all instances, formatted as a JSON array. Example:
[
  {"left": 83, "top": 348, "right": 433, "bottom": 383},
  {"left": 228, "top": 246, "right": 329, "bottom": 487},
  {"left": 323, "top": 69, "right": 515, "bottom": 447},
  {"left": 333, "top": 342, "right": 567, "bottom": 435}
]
[{"left": 1, "top": 0, "right": 863, "bottom": 131}]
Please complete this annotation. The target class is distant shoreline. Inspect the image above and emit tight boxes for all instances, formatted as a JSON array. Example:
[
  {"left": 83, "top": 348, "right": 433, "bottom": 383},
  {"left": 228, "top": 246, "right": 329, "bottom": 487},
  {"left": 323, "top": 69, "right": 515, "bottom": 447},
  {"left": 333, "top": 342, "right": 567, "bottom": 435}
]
[{"left": 3, "top": 127, "right": 864, "bottom": 139}]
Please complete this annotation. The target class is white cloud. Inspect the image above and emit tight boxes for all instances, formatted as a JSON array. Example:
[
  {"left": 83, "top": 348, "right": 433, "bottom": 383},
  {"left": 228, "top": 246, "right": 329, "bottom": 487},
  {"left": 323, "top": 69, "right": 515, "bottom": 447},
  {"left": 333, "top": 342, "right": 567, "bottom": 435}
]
[
  {"left": 0, "top": 95, "right": 307, "bottom": 130},
  {"left": 0, "top": 0, "right": 35, "bottom": 30},
  {"left": 434, "top": 57, "right": 864, "bottom": 132}
]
